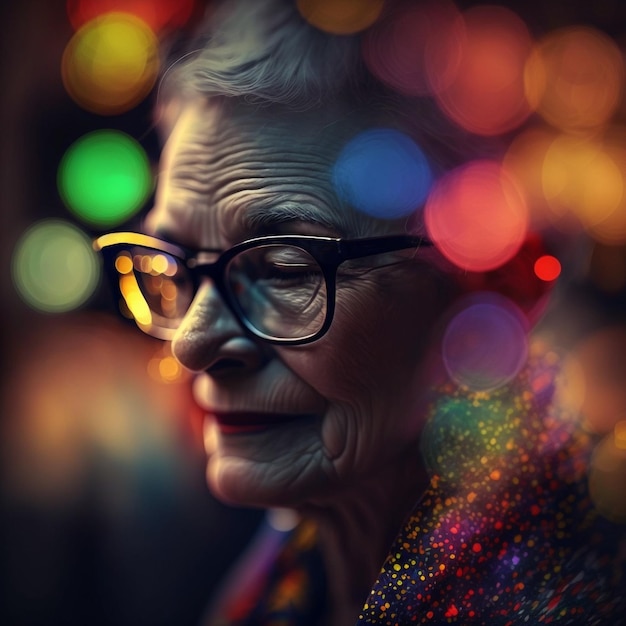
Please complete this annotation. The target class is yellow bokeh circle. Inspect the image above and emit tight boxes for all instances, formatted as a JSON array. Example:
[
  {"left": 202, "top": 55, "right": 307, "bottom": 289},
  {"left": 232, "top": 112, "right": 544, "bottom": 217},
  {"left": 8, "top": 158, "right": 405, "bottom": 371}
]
[
  {"left": 524, "top": 27, "right": 624, "bottom": 133},
  {"left": 297, "top": 0, "right": 385, "bottom": 35},
  {"left": 61, "top": 12, "right": 160, "bottom": 115}
]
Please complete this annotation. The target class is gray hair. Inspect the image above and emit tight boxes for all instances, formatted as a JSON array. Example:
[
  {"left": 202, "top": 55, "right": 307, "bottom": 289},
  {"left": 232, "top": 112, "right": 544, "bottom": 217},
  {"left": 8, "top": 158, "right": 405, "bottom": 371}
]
[
  {"left": 159, "top": 0, "right": 498, "bottom": 170},
  {"left": 161, "top": 0, "right": 363, "bottom": 109}
]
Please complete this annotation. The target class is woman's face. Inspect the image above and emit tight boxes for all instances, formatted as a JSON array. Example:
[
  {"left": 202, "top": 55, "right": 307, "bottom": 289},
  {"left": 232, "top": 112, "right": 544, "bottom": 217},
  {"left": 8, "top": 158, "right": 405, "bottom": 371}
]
[{"left": 145, "top": 99, "right": 455, "bottom": 508}]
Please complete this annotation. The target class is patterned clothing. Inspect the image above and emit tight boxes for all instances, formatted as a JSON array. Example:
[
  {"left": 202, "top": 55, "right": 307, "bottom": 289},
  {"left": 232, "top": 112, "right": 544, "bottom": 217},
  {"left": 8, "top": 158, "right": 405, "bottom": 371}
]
[
  {"left": 213, "top": 349, "right": 626, "bottom": 625},
  {"left": 210, "top": 518, "right": 327, "bottom": 626}
]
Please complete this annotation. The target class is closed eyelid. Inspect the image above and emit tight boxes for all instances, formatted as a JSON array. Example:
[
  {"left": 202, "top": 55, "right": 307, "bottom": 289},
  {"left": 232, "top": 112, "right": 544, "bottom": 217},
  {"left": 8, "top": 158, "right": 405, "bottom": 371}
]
[{"left": 265, "top": 247, "right": 316, "bottom": 262}]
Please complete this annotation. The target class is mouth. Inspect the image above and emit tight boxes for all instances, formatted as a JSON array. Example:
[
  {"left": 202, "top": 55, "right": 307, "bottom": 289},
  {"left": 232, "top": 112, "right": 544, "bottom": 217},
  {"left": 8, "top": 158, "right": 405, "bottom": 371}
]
[{"left": 209, "top": 411, "right": 308, "bottom": 435}]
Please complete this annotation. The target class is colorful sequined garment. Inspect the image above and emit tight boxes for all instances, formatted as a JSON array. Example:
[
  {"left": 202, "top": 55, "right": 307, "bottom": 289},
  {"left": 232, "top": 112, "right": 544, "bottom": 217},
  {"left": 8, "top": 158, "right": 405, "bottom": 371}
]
[{"left": 358, "top": 349, "right": 626, "bottom": 625}]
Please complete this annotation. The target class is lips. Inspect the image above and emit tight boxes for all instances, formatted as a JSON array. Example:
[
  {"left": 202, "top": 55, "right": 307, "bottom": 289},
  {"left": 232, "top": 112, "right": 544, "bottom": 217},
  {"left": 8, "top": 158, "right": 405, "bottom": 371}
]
[{"left": 209, "top": 411, "right": 305, "bottom": 434}]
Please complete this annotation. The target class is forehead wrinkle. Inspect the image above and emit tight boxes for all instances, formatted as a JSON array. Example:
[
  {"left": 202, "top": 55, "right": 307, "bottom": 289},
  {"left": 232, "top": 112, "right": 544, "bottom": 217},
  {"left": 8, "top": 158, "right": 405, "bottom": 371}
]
[
  {"left": 152, "top": 99, "right": 408, "bottom": 245},
  {"left": 165, "top": 120, "right": 343, "bottom": 216},
  {"left": 211, "top": 160, "right": 334, "bottom": 201}
]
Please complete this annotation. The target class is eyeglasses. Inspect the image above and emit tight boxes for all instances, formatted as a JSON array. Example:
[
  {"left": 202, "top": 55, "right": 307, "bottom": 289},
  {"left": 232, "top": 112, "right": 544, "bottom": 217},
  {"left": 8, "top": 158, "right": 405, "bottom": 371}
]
[{"left": 94, "top": 232, "right": 432, "bottom": 345}]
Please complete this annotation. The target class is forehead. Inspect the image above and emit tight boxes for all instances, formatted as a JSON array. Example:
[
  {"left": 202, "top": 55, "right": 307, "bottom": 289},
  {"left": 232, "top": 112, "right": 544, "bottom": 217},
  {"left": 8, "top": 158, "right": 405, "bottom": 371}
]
[{"left": 145, "top": 98, "right": 405, "bottom": 247}]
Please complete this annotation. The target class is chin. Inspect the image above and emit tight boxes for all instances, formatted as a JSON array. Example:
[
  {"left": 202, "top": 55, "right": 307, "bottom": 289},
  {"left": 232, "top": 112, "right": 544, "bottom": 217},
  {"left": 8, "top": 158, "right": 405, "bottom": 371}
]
[{"left": 205, "top": 439, "right": 330, "bottom": 509}]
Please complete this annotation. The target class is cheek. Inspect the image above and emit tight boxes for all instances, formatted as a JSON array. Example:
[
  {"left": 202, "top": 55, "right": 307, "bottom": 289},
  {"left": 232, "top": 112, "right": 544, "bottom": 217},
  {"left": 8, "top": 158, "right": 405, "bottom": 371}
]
[
  {"left": 325, "top": 279, "right": 445, "bottom": 390},
  {"left": 279, "top": 277, "right": 450, "bottom": 464}
]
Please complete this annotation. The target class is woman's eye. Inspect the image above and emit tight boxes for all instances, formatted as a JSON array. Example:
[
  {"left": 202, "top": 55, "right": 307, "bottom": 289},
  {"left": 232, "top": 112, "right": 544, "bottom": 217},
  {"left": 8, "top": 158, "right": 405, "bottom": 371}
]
[
  {"left": 258, "top": 248, "right": 322, "bottom": 282},
  {"left": 230, "top": 245, "right": 324, "bottom": 290},
  {"left": 263, "top": 260, "right": 321, "bottom": 283}
]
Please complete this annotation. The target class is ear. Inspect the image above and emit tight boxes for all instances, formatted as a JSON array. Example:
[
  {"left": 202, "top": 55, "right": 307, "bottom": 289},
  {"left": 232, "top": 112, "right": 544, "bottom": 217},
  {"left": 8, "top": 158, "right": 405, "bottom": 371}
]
[{"left": 453, "top": 232, "right": 556, "bottom": 326}]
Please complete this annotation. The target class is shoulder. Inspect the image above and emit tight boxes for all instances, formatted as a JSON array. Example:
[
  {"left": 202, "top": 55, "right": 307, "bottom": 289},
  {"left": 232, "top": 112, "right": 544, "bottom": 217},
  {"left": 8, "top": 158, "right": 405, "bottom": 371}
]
[{"left": 360, "top": 348, "right": 626, "bottom": 624}]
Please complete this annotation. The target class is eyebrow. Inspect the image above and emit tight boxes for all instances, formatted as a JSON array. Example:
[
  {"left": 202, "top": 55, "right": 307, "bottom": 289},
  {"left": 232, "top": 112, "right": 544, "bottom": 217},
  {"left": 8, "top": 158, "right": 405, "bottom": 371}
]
[
  {"left": 235, "top": 201, "right": 344, "bottom": 236},
  {"left": 144, "top": 202, "right": 343, "bottom": 249}
]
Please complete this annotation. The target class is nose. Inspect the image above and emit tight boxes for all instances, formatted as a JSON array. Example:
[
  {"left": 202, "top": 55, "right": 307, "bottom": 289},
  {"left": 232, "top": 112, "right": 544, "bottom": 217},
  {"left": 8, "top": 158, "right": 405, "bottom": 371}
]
[{"left": 171, "top": 280, "right": 269, "bottom": 375}]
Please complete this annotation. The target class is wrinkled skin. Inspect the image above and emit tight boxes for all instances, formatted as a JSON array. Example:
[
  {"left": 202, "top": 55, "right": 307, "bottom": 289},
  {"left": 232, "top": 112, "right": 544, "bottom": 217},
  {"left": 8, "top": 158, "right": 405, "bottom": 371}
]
[{"left": 145, "top": 98, "right": 456, "bottom": 509}]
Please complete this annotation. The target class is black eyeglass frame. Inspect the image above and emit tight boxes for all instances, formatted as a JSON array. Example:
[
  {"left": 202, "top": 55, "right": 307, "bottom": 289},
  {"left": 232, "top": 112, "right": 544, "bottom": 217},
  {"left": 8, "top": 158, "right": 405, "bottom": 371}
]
[{"left": 94, "top": 231, "right": 433, "bottom": 345}]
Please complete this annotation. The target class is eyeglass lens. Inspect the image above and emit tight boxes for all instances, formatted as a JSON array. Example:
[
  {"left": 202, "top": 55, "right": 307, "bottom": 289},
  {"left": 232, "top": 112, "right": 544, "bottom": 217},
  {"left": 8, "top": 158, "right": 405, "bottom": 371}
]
[
  {"left": 114, "top": 243, "right": 328, "bottom": 341},
  {"left": 115, "top": 247, "right": 193, "bottom": 334},
  {"left": 226, "top": 244, "right": 327, "bottom": 340}
]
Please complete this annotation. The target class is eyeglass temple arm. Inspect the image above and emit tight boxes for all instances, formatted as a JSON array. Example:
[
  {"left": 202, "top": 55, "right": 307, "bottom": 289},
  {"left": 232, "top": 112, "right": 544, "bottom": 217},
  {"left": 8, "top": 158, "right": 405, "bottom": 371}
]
[{"left": 339, "top": 235, "right": 432, "bottom": 260}]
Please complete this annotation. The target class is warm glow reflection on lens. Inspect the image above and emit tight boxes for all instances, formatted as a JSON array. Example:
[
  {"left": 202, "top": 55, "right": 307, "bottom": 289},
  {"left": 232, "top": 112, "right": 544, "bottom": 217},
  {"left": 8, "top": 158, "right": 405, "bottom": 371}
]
[
  {"left": 424, "top": 160, "right": 529, "bottom": 271},
  {"left": 139, "top": 255, "right": 152, "bottom": 274},
  {"left": 120, "top": 273, "right": 152, "bottom": 327},
  {"left": 12, "top": 220, "right": 99, "bottom": 313},
  {"left": 62, "top": 12, "right": 159, "bottom": 115},
  {"left": 434, "top": 5, "right": 533, "bottom": 136},
  {"left": 151, "top": 254, "right": 169, "bottom": 275},
  {"left": 296, "top": 0, "right": 384, "bottom": 34},
  {"left": 161, "top": 282, "right": 177, "bottom": 300},
  {"left": 362, "top": 0, "right": 465, "bottom": 96},
  {"left": 66, "top": 0, "right": 196, "bottom": 32},
  {"left": 524, "top": 27, "right": 624, "bottom": 133},
  {"left": 542, "top": 135, "right": 625, "bottom": 235},
  {"left": 115, "top": 253, "right": 133, "bottom": 275}
]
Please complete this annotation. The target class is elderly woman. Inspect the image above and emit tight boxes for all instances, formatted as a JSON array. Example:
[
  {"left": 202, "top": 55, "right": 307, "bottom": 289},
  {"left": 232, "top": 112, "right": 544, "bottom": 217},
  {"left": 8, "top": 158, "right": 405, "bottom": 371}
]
[{"left": 95, "top": 0, "right": 625, "bottom": 624}]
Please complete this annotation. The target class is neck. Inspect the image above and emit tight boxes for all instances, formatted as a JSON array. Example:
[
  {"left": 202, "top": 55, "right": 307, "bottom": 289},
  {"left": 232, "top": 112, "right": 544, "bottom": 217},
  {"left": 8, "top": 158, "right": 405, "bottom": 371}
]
[{"left": 299, "top": 449, "right": 428, "bottom": 626}]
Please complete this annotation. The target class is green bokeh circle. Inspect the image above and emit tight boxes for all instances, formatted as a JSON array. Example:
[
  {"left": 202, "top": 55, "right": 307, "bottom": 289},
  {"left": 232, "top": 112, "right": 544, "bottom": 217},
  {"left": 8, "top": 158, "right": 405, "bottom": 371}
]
[{"left": 58, "top": 130, "right": 153, "bottom": 227}]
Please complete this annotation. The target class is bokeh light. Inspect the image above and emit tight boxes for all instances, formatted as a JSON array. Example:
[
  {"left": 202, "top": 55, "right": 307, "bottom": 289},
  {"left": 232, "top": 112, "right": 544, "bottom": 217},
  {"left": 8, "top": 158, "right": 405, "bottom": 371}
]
[
  {"left": 524, "top": 27, "right": 624, "bottom": 133},
  {"left": 560, "top": 328, "right": 626, "bottom": 434},
  {"left": 586, "top": 132, "right": 626, "bottom": 245},
  {"left": 534, "top": 255, "right": 561, "bottom": 282},
  {"left": 296, "top": 0, "right": 384, "bottom": 35},
  {"left": 433, "top": 5, "right": 533, "bottom": 136},
  {"left": 58, "top": 130, "right": 153, "bottom": 227},
  {"left": 424, "top": 160, "right": 529, "bottom": 271},
  {"left": 542, "top": 134, "right": 626, "bottom": 237},
  {"left": 332, "top": 128, "right": 432, "bottom": 219},
  {"left": 66, "top": 0, "right": 196, "bottom": 32},
  {"left": 588, "top": 428, "right": 626, "bottom": 523},
  {"left": 148, "top": 344, "right": 186, "bottom": 383},
  {"left": 119, "top": 271, "right": 153, "bottom": 329},
  {"left": 362, "top": 0, "right": 465, "bottom": 97},
  {"left": 442, "top": 293, "right": 528, "bottom": 391},
  {"left": 62, "top": 12, "right": 159, "bottom": 115},
  {"left": 12, "top": 220, "right": 100, "bottom": 313},
  {"left": 452, "top": 234, "right": 556, "bottom": 326},
  {"left": 503, "top": 126, "right": 559, "bottom": 230}
]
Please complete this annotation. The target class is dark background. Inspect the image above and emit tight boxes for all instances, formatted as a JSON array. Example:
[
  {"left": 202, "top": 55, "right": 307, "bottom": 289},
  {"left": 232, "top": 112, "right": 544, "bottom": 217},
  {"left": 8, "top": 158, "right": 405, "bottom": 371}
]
[{"left": 0, "top": 2, "right": 263, "bottom": 625}]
